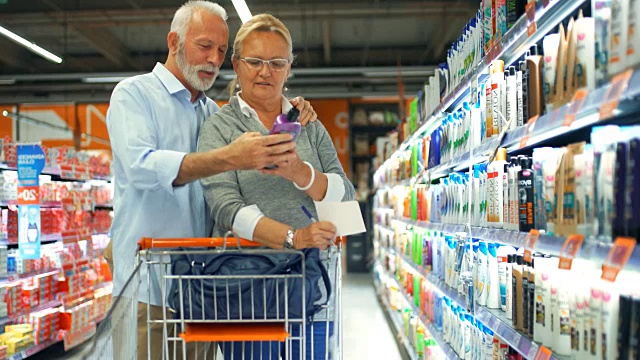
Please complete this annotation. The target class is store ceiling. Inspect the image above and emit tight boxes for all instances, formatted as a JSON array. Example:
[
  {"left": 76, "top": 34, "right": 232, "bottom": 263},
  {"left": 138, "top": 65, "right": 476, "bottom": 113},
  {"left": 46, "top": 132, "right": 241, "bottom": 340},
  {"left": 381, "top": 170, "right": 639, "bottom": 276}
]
[{"left": 0, "top": 0, "right": 477, "bottom": 101}]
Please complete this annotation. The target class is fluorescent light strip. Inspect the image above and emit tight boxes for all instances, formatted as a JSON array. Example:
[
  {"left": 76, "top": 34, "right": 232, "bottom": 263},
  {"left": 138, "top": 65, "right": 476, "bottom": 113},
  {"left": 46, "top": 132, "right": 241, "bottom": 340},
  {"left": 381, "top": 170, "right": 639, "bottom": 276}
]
[
  {"left": 0, "top": 25, "right": 62, "bottom": 64},
  {"left": 231, "top": 0, "right": 253, "bottom": 23}
]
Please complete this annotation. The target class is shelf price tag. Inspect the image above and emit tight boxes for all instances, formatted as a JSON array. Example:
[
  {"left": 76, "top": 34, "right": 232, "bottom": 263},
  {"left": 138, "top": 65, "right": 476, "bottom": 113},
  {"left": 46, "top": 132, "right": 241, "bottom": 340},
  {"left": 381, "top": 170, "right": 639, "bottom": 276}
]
[
  {"left": 600, "top": 68, "right": 633, "bottom": 120},
  {"left": 564, "top": 89, "right": 589, "bottom": 126},
  {"left": 519, "top": 115, "right": 539, "bottom": 149},
  {"left": 17, "top": 186, "right": 40, "bottom": 206},
  {"left": 534, "top": 346, "right": 552, "bottom": 360},
  {"left": 525, "top": 2, "right": 536, "bottom": 37},
  {"left": 528, "top": 21, "right": 537, "bottom": 37},
  {"left": 601, "top": 237, "right": 636, "bottom": 282},
  {"left": 558, "top": 234, "right": 585, "bottom": 270},
  {"left": 523, "top": 229, "right": 540, "bottom": 262},
  {"left": 525, "top": 2, "right": 536, "bottom": 22}
]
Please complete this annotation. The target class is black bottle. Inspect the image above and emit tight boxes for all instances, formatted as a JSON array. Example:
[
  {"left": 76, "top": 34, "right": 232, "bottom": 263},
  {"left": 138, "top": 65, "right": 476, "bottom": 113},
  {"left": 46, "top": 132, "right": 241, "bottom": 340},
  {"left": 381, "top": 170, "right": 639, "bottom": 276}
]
[{"left": 519, "top": 156, "right": 535, "bottom": 232}]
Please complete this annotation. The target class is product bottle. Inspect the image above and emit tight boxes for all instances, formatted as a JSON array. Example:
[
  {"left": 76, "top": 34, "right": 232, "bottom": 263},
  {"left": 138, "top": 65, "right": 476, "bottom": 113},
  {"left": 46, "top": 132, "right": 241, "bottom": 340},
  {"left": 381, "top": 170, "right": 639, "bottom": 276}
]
[
  {"left": 503, "top": 163, "right": 510, "bottom": 230},
  {"left": 518, "top": 156, "right": 535, "bottom": 232},
  {"left": 519, "top": 59, "right": 529, "bottom": 124},
  {"left": 506, "top": 66, "right": 517, "bottom": 131},
  {"left": 522, "top": 258, "right": 530, "bottom": 335},
  {"left": 490, "top": 60, "right": 505, "bottom": 137},
  {"left": 487, "top": 242, "right": 501, "bottom": 309},
  {"left": 497, "top": 246, "right": 516, "bottom": 312},
  {"left": 528, "top": 256, "right": 536, "bottom": 337},
  {"left": 555, "top": 270, "right": 573, "bottom": 356},
  {"left": 526, "top": 45, "right": 544, "bottom": 119},
  {"left": 508, "top": 157, "right": 520, "bottom": 231},
  {"left": 505, "top": 254, "right": 514, "bottom": 320},
  {"left": 493, "top": 148, "right": 508, "bottom": 228},
  {"left": 513, "top": 255, "right": 524, "bottom": 330}
]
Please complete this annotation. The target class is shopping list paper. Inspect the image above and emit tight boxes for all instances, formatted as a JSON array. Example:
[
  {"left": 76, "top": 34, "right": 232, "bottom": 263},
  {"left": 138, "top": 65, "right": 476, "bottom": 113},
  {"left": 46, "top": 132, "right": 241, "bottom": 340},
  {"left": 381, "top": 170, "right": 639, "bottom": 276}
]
[{"left": 315, "top": 201, "right": 366, "bottom": 236}]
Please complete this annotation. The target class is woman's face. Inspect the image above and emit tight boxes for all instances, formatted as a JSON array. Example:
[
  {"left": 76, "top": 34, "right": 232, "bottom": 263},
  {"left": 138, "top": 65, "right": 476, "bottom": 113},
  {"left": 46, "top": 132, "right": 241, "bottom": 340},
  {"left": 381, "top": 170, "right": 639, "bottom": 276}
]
[{"left": 233, "top": 31, "right": 291, "bottom": 105}]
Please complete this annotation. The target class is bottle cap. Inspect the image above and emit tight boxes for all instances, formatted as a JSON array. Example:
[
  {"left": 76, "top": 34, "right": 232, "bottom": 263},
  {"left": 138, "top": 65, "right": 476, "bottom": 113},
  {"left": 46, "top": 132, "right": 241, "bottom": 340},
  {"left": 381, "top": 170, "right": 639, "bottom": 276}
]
[
  {"left": 496, "top": 148, "right": 507, "bottom": 161},
  {"left": 519, "top": 156, "right": 532, "bottom": 169},
  {"left": 286, "top": 107, "right": 300, "bottom": 122},
  {"left": 516, "top": 255, "right": 524, "bottom": 265},
  {"left": 509, "top": 66, "right": 516, "bottom": 76}
]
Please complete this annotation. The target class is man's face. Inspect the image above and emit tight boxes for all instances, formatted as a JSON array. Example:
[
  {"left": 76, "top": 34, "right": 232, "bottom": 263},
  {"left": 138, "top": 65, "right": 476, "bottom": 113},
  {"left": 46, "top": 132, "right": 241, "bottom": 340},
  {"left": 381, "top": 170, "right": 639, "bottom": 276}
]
[{"left": 176, "top": 11, "right": 229, "bottom": 92}]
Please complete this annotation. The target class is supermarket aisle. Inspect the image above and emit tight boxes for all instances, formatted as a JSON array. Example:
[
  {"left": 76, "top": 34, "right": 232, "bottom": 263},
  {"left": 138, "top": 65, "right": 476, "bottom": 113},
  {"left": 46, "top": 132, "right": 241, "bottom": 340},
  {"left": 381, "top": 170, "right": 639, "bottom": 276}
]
[
  {"left": 342, "top": 273, "right": 401, "bottom": 360},
  {"left": 35, "top": 272, "right": 401, "bottom": 359}
]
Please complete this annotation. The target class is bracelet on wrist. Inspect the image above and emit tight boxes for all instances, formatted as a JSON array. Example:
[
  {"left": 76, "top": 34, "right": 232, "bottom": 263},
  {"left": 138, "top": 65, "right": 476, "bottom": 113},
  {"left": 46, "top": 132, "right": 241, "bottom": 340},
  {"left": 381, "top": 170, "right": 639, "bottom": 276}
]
[{"left": 293, "top": 161, "right": 315, "bottom": 191}]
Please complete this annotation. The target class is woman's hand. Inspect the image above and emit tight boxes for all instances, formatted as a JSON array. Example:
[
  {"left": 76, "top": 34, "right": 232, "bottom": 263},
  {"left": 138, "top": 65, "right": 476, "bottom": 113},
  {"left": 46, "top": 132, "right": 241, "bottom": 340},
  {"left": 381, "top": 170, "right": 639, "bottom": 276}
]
[
  {"left": 289, "top": 96, "right": 317, "bottom": 126},
  {"left": 259, "top": 150, "right": 312, "bottom": 186},
  {"left": 293, "top": 222, "right": 337, "bottom": 250}
]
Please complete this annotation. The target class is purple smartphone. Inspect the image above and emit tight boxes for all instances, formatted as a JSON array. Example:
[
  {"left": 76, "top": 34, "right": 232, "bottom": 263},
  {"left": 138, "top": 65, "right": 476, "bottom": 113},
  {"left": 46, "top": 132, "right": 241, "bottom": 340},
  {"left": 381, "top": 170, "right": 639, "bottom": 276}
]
[{"left": 268, "top": 107, "right": 301, "bottom": 140}]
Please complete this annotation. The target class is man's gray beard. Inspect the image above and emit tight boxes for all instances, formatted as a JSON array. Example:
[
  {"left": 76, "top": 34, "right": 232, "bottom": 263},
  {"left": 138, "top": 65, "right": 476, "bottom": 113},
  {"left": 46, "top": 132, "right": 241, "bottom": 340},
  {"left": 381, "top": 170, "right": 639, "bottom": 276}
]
[{"left": 176, "top": 45, "right": 219, "bottom": 92}]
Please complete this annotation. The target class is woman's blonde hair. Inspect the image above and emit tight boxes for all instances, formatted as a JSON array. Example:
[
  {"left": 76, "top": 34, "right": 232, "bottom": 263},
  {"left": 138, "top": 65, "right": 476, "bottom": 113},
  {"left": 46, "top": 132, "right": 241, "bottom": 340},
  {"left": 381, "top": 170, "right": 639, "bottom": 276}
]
[{"left": 228, "top": 14, "right": 293, "bottom": 97}]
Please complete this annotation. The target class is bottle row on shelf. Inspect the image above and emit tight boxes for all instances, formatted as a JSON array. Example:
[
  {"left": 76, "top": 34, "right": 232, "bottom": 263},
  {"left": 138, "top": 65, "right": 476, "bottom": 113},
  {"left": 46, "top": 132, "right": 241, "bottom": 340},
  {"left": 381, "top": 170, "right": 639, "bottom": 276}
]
[
  {"left": 373, "top": 219, "right": 639, "bottom": 360},
  {"left": 374, "top": 124, "right": 640, "bottom": 243},
  {"left": 409, "top": 0, "right": 639, "bottom": 156},
  {"left": 376, "top": 261, "right": 533, "bottom": 360}
]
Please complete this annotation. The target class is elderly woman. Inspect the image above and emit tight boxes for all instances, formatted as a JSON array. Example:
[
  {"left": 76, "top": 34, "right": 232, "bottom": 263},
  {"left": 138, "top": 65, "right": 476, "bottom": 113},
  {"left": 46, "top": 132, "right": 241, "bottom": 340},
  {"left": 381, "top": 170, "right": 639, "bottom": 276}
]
[{"left": 198, "top": 13, "right": 355, "bottom": 360}]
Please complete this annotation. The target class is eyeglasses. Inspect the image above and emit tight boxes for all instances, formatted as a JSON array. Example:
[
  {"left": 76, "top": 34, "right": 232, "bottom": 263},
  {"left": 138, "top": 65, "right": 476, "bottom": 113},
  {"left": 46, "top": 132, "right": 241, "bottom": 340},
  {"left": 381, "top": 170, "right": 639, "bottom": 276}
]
[{"left": 239, "top": 57, "right": 290, "bottom": 72}]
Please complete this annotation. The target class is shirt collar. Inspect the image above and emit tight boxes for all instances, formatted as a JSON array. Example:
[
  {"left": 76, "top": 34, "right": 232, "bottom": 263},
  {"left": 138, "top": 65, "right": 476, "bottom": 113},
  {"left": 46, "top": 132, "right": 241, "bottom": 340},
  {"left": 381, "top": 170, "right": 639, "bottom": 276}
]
[
  {"left": 152, "top": 62, "right": 207, "bottom": 105},
  {"left": 236, "top": 91, "right": 292, "bottom": 122}
]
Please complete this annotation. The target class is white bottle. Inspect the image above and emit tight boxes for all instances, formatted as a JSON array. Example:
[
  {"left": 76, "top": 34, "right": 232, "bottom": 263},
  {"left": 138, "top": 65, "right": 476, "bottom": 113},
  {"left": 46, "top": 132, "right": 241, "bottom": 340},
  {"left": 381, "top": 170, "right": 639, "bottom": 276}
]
[
  {"left": 497, "top": 246, "right": 516, "bottom": 312},
  {"left": 555, "top": 269, "right": 573, "bottom": 356},
  {"left": 493, "top": 149, "right": 508, "bottom": 229},
  {"left": 516, "top": 68, "right": 524, "bottom": 127},
  {"left": 506, "top": 66, "right": 517, "bottom": 130},
  {"left": 502, "top": 162, "right": 509, "bottom": 230},
  {"left": 477, "top": 241, "right": 488, "bottom": 306},
  {"left": 486, "top": 242, "right": 501, "bottom": 309},
  {"left": 510, "top": 157, "right": 522, "bottom": 231}
]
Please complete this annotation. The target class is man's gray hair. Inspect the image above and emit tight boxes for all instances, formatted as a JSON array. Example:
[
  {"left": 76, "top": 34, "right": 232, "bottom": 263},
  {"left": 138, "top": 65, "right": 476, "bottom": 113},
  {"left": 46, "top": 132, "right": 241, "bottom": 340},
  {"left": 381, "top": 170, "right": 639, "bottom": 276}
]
[{"left": 171, "top": 1, "right": 228, "bottom": 43}]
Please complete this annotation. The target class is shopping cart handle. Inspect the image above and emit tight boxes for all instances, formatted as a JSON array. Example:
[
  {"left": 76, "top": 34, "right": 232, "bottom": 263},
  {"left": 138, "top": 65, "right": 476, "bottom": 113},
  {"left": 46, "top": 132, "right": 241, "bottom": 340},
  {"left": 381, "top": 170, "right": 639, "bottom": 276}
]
[{"left": 137, "top": 237, "right": 263, "bottom": 250}]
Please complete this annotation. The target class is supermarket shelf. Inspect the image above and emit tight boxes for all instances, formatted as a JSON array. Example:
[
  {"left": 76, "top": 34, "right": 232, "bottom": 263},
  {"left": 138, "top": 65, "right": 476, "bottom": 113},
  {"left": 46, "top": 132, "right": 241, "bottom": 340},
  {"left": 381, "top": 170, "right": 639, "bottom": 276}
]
[
  {"left": 0, "top": 163, "right": 112, "bottom": 183},
  {"left": 385, "top": 0, "right": 589, "bottom": 161},
  {"left": 385, "top": 269, "right": 458, "bottom": 360},
  {"left": 62, "top": 322, "right": 96, "bottom": 351},
  {"left": 7, "top": 336, "right": 62, "bottom": 360},
  {"left": 375, "top": 223, "right": 395, "bottom": 235},
  {"left": 392, "top": 217, "right": 640, "bottom": 274},
  {"left": 0, "top": 200, "right": 62, "bottom": 208},
  {"left": 376, "top": 288, "right": 419, "bottom": 360},
  {"left": 352, "top": 125, "right": 397, "bottom": 133},
  {"left": 0, "top": 299, "right": 62, "bottom": 327},
  {"left": 0, "top": 268, "right": 60, "bottom": 283},
  {"left": 474, "top": 306, "right": 570, "bottom": 360}
]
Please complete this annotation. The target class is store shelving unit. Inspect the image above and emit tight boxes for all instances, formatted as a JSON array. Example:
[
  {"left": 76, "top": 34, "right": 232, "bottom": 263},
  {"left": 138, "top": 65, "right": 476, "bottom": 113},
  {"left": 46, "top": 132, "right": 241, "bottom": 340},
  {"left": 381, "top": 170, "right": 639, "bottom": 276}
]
[{"left": 372, "top": 0, "right": 640, "bottom": 359}]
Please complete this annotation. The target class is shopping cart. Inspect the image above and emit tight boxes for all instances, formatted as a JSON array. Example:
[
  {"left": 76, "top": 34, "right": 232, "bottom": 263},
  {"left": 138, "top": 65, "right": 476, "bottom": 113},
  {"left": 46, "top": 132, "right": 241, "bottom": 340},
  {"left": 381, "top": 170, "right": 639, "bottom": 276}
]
[
  {"left": 85, "top": 233, "right": 343, "bottom": 360},
  {"left": 82, "top": 256, "right": 143, "bottom": 359}
]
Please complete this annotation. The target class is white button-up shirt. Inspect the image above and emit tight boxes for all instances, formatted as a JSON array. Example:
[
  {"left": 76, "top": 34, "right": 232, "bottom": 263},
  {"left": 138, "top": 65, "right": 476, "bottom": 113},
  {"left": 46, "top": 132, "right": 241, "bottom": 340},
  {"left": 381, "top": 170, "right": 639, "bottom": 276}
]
[{"left": 107, "top": 63, "right": 220, "bottom": 305}]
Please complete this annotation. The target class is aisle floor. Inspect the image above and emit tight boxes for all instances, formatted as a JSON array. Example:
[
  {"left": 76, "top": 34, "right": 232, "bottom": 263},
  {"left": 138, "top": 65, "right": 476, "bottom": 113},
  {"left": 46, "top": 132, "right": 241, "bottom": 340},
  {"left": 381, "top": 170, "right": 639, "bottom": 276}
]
[{"left": 33, "top": 273, "right": 400, "bottom": 360}]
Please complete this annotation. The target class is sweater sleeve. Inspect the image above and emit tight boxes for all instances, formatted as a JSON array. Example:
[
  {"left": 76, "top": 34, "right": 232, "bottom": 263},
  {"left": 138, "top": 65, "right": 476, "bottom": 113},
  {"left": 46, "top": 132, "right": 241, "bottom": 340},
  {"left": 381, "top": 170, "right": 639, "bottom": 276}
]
[
  {"left": 197, "top": 110, "right": 246, "bottom": 233},
  {"left": 312, "top": 121, "right": 356, "bottom": 202}
]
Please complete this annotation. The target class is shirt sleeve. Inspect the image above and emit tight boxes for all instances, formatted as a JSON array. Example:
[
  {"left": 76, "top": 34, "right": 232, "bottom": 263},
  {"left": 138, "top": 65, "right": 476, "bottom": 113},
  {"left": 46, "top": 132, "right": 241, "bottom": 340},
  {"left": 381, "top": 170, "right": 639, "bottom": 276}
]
[
  {"left": 311, "top": 122, "right": 356, "bottom": 202},
  {"left": 232, "top": 205, "right": 264, "bottom": 240},
  {"left": 106, "top": 84, "right": 186, "bottom": 195}
]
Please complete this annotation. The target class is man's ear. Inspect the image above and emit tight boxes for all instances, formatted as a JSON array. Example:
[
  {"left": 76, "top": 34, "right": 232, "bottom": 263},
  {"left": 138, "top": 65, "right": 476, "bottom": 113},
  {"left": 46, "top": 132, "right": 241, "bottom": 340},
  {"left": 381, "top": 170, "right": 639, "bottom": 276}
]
[{"left": 168, "top": 32, "right": 180, "bottom": 55}]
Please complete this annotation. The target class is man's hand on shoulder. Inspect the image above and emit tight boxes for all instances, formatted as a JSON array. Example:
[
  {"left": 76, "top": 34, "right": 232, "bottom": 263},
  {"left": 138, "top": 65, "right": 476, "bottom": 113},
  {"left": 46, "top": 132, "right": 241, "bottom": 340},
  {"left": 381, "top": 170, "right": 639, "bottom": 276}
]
[{"left": 289, "top": 96, "right": 317, "bottom": 126}]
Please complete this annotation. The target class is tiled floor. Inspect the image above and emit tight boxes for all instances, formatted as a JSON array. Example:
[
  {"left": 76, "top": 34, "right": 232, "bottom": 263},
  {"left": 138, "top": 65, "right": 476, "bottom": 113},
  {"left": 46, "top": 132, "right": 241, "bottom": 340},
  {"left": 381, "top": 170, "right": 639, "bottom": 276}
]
[{"left": 34, "top": 272, "right": 401, "bottom": 359}]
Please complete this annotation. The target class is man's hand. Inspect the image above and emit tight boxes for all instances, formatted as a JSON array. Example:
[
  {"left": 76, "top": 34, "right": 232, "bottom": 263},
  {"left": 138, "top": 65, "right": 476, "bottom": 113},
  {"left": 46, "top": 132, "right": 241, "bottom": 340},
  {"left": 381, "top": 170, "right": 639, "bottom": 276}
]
[
  {"left": 226, "top": 132, "right": 297, "bottom": 170},
  {"left": 289, "top": 96, "right": 317, "bottom": 126}
]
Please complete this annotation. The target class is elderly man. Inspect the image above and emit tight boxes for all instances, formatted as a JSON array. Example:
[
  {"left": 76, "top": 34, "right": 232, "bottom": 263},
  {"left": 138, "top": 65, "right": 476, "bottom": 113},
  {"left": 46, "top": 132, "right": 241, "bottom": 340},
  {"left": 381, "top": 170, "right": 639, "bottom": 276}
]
[{"left": 104, "top": 1, "right": 317, "bottom": 358}]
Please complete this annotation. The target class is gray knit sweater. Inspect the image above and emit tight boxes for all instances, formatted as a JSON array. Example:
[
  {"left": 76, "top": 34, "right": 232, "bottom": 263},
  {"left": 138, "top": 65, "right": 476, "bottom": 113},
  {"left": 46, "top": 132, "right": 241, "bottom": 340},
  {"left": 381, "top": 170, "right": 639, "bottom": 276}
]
[{"left": 198, "top": 96, "right": 356, "bottom": 238}]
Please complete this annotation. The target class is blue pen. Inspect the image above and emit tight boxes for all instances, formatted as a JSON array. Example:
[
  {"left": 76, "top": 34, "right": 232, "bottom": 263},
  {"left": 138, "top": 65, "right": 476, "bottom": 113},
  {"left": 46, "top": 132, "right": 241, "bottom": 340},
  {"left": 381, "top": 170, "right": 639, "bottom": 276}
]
[{"left": 301, "top": 205, "right": 317, "bottom": 223}]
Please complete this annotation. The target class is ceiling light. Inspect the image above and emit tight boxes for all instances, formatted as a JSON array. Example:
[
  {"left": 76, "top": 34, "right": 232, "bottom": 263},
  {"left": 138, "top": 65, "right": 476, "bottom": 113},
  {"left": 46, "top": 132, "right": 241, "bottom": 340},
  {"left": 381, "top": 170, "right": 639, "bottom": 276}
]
[
  {"left": 231, "top": 0, "right": 252, "bottom": 23},
  {"left": 0, "top": 79, "right": 15, "bottom": 85},
  {"left": 82, "top": 76, "right": 128, "bottom": 83},
  {"left": 0, "top": 25, "right": 63, "bottom": 64}
]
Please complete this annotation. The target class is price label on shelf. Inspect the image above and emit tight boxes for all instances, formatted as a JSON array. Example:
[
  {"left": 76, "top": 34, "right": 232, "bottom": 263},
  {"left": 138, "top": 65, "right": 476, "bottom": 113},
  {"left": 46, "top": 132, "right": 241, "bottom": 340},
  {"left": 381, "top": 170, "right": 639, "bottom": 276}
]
[
  {"left": 558, "top": 234, "right": 585, "bottom": 270},
  {"left": 602, "top": 237, "right": 636, "bottom": 282},
  {"left": 600, "top": 68, "right": 633, "bottom": 120},
  {"left": 534, "top": 346, "right": 552, "bottom": 360},
  {"left": 528, "top": 21, "right": 537, "bottom": 37},
  {"left": 519, "top": 115, "right": 539, "bottom": 149},
  {"left": 564, "top": 89, "right": 589, "bottom": 126},
  {"left": 524, "top": 229, "right": 540, "bottom": 262},
  {"left": 525, "top": 2, "right": 536, "bottom": 22}
]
